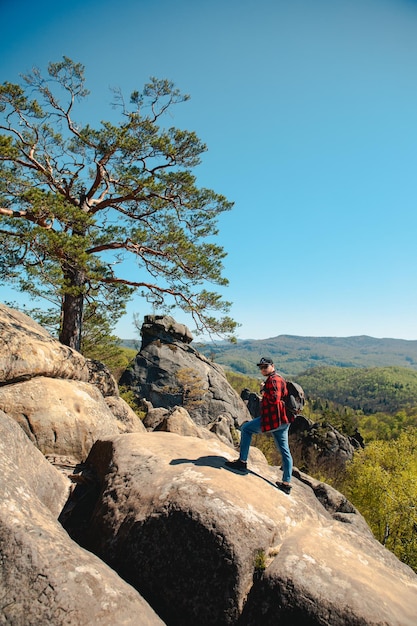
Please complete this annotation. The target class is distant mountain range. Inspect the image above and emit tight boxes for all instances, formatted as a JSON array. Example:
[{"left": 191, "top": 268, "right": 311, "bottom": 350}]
[{"left": 191, "top": 335, "right": 417, "bottom": 377}]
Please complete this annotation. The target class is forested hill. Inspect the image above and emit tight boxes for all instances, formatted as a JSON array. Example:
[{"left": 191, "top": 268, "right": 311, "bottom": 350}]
[
  {"left": 194, "top": 335, "right": 417, "bottom": 377},
  {"left": 296, "top": 366, "right": 417, "bottom": 414}
]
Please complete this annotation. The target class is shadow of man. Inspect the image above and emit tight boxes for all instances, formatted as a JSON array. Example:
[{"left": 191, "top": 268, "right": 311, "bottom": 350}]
[{"left": 170, "top": 456, "right": 281, "bottom": 491}]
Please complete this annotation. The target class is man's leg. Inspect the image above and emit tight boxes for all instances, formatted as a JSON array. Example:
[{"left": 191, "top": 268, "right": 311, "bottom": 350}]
[
  {"left": 225, "top": 417, "right": 262, "bottom": 471},
  {"left": 239, "top": 417, "right": 262, "bottom": 461},
  {"left": 272, "top": 423, "right": 293, "bottom": 484}
]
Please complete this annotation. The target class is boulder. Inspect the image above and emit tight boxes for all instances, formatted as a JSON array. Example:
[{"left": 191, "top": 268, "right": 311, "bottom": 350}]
[
  {"left": 152, "top": 406, "right": 221, "bottom": 446},
  {"left": 0, "top": 411, "right": 164, "bottom": 626},
  {"left": 154, "top": 405, "right": 202, "bottom": 436},
  {"left": 62, "top": 432, "right": 417, "bottom": 626},
  {"left": 104, "top": 395, "right": 146, "bottom": 434},
  {"left": 0, "top": 409, "right": 69, "bottom": 517},
  {"left": 0, "top": 377, "right": 121, "bottom": 461},
  {"left": 0, "top": 303, "right": 144, "bottom": 461},
  {"left": 0, "top": 303, "right": 92, "bottom": 384},
  {"left": 289, "top": 417, "right": 356, "bottom": 473},
  {"left": 240, "top": 521, "right": 417, "bottom": 626},
  {"left": 240, "top": 388, "right": 261, "bottom": 418},
  {"left": 207, "top": 414, "right": 237, "bottom": 447},
  {"left": 119, "top": 315, "right": 251, "bottom": 428},
  {"left": 140, "top": 314, "right": 193, "bottom": 346},
  {"left": 143, "top": 406, "right": 170, "bottom": 431}
]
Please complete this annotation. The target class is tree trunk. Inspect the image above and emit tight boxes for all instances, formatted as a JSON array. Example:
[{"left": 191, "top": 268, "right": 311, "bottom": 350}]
[
  {"left": 59, "top": 266, "right": 85, "bottom": 351},
  {"left": 59, "top": 196, "right": 89, "bottom": 351}
]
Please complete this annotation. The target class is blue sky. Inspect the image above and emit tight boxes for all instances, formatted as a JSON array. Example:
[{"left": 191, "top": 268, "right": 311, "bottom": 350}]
[{"left": 2, "top": 0, "right": 417, "bottom": 341}]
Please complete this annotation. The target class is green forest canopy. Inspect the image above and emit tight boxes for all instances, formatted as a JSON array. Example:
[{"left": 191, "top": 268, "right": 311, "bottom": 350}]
[{"left": 297, "top": 366, "right": 417, "bottom": 414}]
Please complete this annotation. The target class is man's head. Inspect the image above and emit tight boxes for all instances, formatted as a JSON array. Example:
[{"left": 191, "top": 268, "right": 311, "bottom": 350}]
[{"left": 257, "top": 357, "right": 274, "bottom": 376}]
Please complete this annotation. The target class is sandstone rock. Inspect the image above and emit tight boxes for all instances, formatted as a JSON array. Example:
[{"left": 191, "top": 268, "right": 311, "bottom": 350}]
[
  {"left": 105, "top": 395, "right": 146, "bottom": 434},
  {"left": 207, "top": 414, "right": 236, "bottom": 446},
  {"left": 0, "top": 377, "right": 120, "bottom": 460},
  {"left": 62, "top": 432, "right": 417, "bottom": 626},
  {"left": 155, "top": 406, "right": 204, "bottom": 437},
  {"left": 240, "top": 523, "right": 417, "bottom": 626},
  {"left": 119, "top": 315, "right": 251, "bottom": 428},
  {"left": 142, "top": 406, "right": 169, "bottom": 430},
  {"left": 84, "top": 358, "right": 118, "bottom": 397},
  {"left": 0, "top": 302, "right": 144, "bottom": 459},
  {"left": 292, "top": 467, "right": 374, "bottom": 534},
  {"left": 290, "top": 417, "right": 356, "bottom": 470},
  {"left": 153, "top": 406, "right": 222, "bottom": 444},
  {"left": 240, "top": 388, "right": 261, "bottom": 418},
  {"left": 0, "top": 411, "right": 164, "bottom": 626},
  {"left": 0, "top": 302, "right": 118, "bottom": 396},
  {"left": 0, "top": 410, "right": 69, "bottom": 517},
  {"left": 140, "top": 314, "right": 193, "bottom": 346},
  {"left": 0, "top": 303, "right": 91, "bottom": 383}
]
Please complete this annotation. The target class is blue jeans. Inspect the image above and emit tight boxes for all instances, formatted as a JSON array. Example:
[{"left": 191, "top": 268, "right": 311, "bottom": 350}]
[{"left": 239, "top": 417, "right": 293, "bottom": 483}]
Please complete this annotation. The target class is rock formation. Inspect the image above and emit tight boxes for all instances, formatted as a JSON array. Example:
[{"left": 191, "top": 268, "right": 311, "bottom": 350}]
[
  {"left": 119, "top": 314, "right": 251, "bottom": 427},
  {"left": 289, "top": 415, "right": 356, "bottom": 472},
  {"left": 0, "top": 303, "right": 145, "bottom": 463},
  {"left": 0, "top": 410, "right": 163, "bottom": 626},
  {"left": 1, "top": 302, "right": 417, "bottom": 625},
  {"left": 62, "top": 431, "right": 417, "bottom": 626}
]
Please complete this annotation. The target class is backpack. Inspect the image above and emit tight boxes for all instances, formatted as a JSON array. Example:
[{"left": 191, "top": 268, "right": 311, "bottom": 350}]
[{"left": 284, "top": 380, "right": 305, "bottom": 419}]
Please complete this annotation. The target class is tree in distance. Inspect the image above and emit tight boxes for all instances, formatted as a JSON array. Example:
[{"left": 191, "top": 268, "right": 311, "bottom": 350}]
[{"left": 0, "top": 57, "right": 237, "bottom": 351}]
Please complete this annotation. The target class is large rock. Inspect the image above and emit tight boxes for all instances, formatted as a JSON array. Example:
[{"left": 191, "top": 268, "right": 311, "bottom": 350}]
[
  {"left": 62, "top": 432, "right": 417, "bottom": 626},
  {"left": 0, "top": 301, "right": 119, "bottom": 396},
  {"left": 0, "top": 409, "right": 69, "bottom": 517},
  {"left": 154, "top": 405, "right": 216, "bottom": 440},
  {"left": 0, "top": 411, "right": 164, "bottom": 626},
  {"left": 119, "top": 314, "right": 251, "bottom": 427},
  {"left": 290, "top": 418, "right": 356, "bottom": 472},
  {"left": 0, "top": 377, "right": 121, "bottom": 460},
  {"left": 104, "top": 395, "right": 146, "bottom": 434},
  {"left": 140, "top": 315, "right": 194, "bottom": 346},
  {"left": 239, "top": 522, "right": 417, "bottom": 626},
  {"left": 0, "top": 303, "right": 144, "bottom": 460},
  {"left": 0, "top": 303, "right": 92, "bottom": 384}
]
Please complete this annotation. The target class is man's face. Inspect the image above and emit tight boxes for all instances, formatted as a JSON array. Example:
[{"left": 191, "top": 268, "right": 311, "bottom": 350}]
[{"left": 259, "top": 363, "right": 274, "bottom": 376}]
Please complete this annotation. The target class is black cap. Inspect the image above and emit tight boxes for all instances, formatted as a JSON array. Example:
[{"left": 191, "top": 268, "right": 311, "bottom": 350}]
[{"left": 257, "top": 357, "right": 273, "bottom": 367}]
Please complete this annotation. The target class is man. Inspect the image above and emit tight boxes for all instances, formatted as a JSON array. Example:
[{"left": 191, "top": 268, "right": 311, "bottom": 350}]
[{"left": 225, "top": 357, "right": 293, "bottom": 494}]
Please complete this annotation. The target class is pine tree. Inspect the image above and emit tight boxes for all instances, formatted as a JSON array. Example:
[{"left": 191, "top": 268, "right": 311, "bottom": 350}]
[{"left": 0, "top": 57, "right": 236, "bottom": 350}]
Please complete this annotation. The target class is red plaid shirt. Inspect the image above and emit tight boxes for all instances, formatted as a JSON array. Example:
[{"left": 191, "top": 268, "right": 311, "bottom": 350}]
[{"left": 260, "top": 371, "right": 288, "bottom": 432}]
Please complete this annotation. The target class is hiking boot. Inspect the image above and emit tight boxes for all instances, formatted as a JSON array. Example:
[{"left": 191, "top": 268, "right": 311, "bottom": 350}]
[
  {"left": 277, "top": 482, "right": 292, "bottom": 495},
  {"left": 225, "top": 459, "right": 248, "bottom": 473}
]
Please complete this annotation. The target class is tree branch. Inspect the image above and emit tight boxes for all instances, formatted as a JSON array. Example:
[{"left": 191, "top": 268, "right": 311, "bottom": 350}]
[
  {"left": 0, "top": 206, "right": 53, "bottom": 228},
  {"left": 101, "top": 275, "right": 191, "bottom": 302}
]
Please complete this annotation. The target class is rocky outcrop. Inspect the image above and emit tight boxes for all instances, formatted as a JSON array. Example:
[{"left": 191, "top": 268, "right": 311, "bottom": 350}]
[
  {"left": 0, "top": 408, "right": 69, "bottom": 518},
  {"left": 1, "top": 302, "right": 417, "bottom": 625},
  {"left": 0, "top": 410, "right": 164, "bottom": 626},
  {"left": 119, "top": 314, "right": 251, "bottom": 427},
  {"left": 0, "top": 377, "right": 121, "bottom": 459},
  {"left": 0, "top": 303, "right": 94, "bottom": 385},
  {"left": 140, "top": 314, "right": 193, "bottom": 347},
  {"left": 62, "top": 432, "right": 417, "bottom": 626},
  {"left": 0, "top": 303, "right": 144, "bottom": 462},
  {"left": 290, "top": 416, "right": 356, "bottom": 469},
  {"left": 144, "top": 405, "right": 235, "bottom": 448}
]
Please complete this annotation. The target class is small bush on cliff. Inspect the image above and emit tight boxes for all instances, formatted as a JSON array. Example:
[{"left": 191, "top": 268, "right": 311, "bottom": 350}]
[
  {"left": 176, "top": 367, "right": 207, "bottom": 410},
  {"left": 118, "top": 386, "right": 146, "bottom": 420}
]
